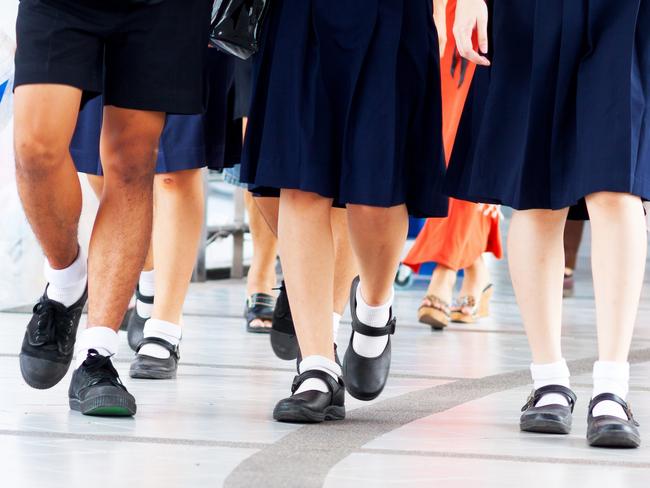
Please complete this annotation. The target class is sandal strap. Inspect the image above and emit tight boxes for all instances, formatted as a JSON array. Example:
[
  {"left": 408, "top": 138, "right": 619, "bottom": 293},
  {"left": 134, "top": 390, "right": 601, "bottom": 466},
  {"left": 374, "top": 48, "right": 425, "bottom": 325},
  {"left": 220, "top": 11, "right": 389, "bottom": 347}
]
[
  {"left": 349, "top": 276, "right": 397, "bottom": 337},
  {"left": 135, "top": 286, "right": 154, "bottom": 305},
  {"left": 291, "top": 370, "right": 344, "bottom": 395},
  {"left": 419, "top": 294, "right": 450, "bottom": 315},
  {"left": 454, "top": 296, "right": 477, "bottom": 309},
  {"left": 589, "top": 393, "right": 639, "bottom": 424},
  {"left": 136, "top": 337, "right": 180, "bottom": 359},
  {"left": 522, "top": 385, "right": 577, "bottom": 412},
  {"left": 247, "top": 293, "right": 275, "bottom": 308}
]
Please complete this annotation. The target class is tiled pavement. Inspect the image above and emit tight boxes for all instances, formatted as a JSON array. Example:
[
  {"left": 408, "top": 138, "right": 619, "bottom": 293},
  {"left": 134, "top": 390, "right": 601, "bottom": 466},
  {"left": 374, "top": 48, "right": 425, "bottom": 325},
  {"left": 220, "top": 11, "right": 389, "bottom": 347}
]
[{"left": 2, "top": 249, "right": 650, "bottom": 487}]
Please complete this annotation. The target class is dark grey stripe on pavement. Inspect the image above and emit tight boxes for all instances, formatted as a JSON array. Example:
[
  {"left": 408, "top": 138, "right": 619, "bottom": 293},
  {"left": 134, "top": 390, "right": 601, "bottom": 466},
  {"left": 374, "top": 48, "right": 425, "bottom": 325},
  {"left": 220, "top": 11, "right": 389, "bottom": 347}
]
[{"left": 224, "top": 348, "right": 650, "bottom": 488}]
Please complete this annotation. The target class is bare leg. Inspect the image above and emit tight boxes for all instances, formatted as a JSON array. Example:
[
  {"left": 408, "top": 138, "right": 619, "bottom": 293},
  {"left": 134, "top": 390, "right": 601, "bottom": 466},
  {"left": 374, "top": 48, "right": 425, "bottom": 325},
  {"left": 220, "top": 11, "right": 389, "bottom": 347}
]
[
  {"left": 245, "top": 191, "right": 277, "bottom": 295},
  {"left": 254, "top": 196, "right": 280, "bottom": 236},
  {"left": 508, "top": 209, "right": 568, "bottom": 364},
  {"left": 14, "top": 85, "right": 83, "bottom": 269},
  {"left": 346, "top": 204, "right": 408, "bottom": 305},
  {"left": 426, "top": 265, "right": 457, "bottom": 304},
  {"left": 331, "top": 208, "right": 357, "bottom": 315},
  {"left": 458, "top": 255, "right": 490, "bottom": 299},
  {"left": 150, "top": 169, "right": 204, "bottom": 324},
  {"left": 278, "top": 190, "right": 334, "bottom": 360},
  {"left": 585, "top": 192, "right": 646, "bottom": 362},
  {"left": 87, "top": 106, "right": 165, "bottom": 330},
  {"left": 564, "top": 220, "right": 585, "bottom": 274}
]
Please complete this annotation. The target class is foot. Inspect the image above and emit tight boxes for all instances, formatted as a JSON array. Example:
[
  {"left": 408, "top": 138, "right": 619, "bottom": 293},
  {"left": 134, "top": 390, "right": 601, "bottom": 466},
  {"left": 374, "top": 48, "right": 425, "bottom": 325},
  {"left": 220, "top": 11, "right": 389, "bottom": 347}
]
[
  {"left": 130, "top": 337, "right": 180, "bottom": 380},
  {"left": 245, "top": 293, "right": 275, "bottom": 333},
  {"left": 450, "top": 284, "right": 494, "bottom": 323},
  {"left": 127, "top": 286, "right": 153, "bottom": 351},
  {"left": 20, "top": 285, "right": 87, "bottom": 389},
  {"left": 270, "top": 281, "right": 299, "bottom": 360},
  {"left": 69, "top": 349, "right": 136, "bottom": 416},
  {"left": 587, "top": 393, "right": 641, "bottom": 448},
  {"left": 418, "top": 295, "right": 450, "bottom": 330},
  {"left": 342, "top": 277, "right": 395, "bottom": 401},
  {"left": 273, "top": 370, "right": 345, "bottom": 423},
  {"left": 520, "top": 385, "right": 577, "bottom": 434}
]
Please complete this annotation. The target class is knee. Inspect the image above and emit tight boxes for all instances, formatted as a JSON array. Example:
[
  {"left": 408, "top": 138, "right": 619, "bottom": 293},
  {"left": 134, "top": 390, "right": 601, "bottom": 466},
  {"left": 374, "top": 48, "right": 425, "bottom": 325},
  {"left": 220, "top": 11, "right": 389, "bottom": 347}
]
[
  {"left": 102, "top": 135, "right": 158, "bottom": 187},
  {"left": 155, "top": 169, "right": 202, "bottom": 195},
  {"left": 14, "top": 133, "right": 66, "bottom": 179},
  {"left": 281, "top": 189, "right": 331, "bottom": 208},
  {"left": 347, "top": 204, "right": 389, "bottom": 224},
  {"left": 586, "top": 192, "right": 640, "bottom": 215}
]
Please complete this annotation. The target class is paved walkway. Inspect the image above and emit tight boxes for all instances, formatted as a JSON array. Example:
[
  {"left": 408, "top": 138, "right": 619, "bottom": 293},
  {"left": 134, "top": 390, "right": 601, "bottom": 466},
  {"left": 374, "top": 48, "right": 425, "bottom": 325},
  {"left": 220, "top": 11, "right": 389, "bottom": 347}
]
[{"left": 2, "top": 252, "right": 650, "bottom": 487}]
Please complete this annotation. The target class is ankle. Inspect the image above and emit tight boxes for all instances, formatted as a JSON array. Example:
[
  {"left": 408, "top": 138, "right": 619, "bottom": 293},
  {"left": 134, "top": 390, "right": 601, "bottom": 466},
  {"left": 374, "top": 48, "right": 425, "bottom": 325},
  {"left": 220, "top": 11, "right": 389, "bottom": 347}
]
[
  {"left": 530, "top": 359, "right": 571, "bottom": 407},
  {"left": 295, "top": 355, "right": 341, "bottom": 394}
]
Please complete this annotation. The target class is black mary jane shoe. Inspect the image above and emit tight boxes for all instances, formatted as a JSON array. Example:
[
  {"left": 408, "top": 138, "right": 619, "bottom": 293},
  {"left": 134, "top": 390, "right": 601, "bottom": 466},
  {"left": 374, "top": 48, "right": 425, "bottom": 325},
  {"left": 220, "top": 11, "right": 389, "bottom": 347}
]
[
  {"left": 270, "top": 281, "right": 300, "bottom": 360},
  {"left": 587, "top": 393, "right": 641, "bottom": 448},
  {"left": 129, "top": 337, "right": 180, "bottom": 380},
  {"left": 520, "top": 385, "right": 577, "bottom": 434},
  {"left": 127, "top": 286, "right": 154, "bottom": 351},
  {"left": 342, "top": 277, "right": 396, "bottom": 401},
  {"left": 245, "top": 293, "right": 276, "bottom": 334},
  {"left": 273, "top": 370, "right": 346, "bottom": 423}
]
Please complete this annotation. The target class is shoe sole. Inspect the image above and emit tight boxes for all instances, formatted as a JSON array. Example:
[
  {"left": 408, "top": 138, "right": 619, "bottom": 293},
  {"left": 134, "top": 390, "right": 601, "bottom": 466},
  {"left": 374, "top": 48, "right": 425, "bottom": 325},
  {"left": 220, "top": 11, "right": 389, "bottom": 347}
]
[
  {"left": 270, "top": 329, "right": 300, "bottom": 360},
  {"left": 520, "top": 418, "right": 571, "bottom": 435},
  {"left": 19, "top": 354, "right": 70, "bottom": 390},
  {"left": 246, "top": 325, "right": 272, "bottom": 334},
  {"left": 273, "top": 404, "right": 345, "bottom": 423},
  {"left": 588, "top": 431, "right": 641, "bottom": 448},
  {"left": 70, "top": 396, "right": 137, "bottom": 417},
  {"left": 129, "top": 367, "right": 177, "bottom": 380}
]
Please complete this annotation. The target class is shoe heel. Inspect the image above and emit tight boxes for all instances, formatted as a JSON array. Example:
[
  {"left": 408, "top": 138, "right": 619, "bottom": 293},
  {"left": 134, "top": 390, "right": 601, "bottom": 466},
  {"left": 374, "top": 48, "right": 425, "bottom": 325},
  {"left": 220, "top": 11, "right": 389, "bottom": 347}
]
[
  {"left": 324, "top": 405, "right": 346, "bottom": 421},
  {"left": 478, "top": 285, "right": 494, "bottom": 318},
  {"left": 418, "top": 307, "right": 449, "bottom": 330}
]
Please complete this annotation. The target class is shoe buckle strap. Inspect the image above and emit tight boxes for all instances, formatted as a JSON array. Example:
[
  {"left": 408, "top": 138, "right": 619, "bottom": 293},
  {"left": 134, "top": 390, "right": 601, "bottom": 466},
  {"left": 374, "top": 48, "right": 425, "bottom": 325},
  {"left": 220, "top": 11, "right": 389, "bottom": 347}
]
[
  {"left": 136, "top": 337, "right": 180, "bottom": 359},
  {"left": 589, "top": 393, "right": 639, "bottom": 425},
  {"left": 291, "top": 370, "right": 343, "bottom": 395},
  {"left": 135, "top": 286, "right": 154, "bottom": 305},
  {"left": 352, "top": 316, "right": 396, "bottom": 337}
]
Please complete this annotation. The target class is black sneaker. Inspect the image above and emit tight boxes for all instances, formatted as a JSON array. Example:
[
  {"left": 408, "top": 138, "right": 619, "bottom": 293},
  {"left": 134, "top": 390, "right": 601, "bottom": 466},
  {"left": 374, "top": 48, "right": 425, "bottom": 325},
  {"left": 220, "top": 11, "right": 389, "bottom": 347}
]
[
  {"left": 273, "top": 370, "right": 346, "bottom": 423},
  {"left": 270, "top": 281, "right": 299, "bottom": 360},
  {"left": 127, "top": 286, "right": 153, "bottom": 351},
  {"left": 20, "top": 285, "right": 87, "bottom": 390},
  {"left": 69, "top": 349, "right": 136, "bottom": 416}
]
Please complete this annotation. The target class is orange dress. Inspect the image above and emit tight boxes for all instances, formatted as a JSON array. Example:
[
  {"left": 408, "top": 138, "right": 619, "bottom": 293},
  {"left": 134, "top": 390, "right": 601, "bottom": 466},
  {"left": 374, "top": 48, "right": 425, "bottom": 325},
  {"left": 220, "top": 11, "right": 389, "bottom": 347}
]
[{"left": 403, "top": 0, "right": 502, "bottom": 273}]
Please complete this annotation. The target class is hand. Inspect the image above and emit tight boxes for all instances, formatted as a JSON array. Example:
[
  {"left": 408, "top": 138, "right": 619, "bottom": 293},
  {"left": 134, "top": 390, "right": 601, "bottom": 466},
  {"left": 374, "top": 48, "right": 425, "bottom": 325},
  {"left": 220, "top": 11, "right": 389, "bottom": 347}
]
[
  {"left": 433, "top": 0, "right": 448, "bottom": 58},
  {"left": 453, "top": 0, "right": 490, "bottom": 66},
  {"left": 477, "top": 203, "right": 502, "bottom": 220}
]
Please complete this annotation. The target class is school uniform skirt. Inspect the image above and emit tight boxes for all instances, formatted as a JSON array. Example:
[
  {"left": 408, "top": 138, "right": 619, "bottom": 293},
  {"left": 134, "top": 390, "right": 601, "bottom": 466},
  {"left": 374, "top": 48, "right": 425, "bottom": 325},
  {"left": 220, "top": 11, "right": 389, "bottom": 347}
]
[
  {"left": 446, "top": 0, "right": 650, "bottom": 211},
  {"left": 241, "top": 0, "right": 448, "bottom": 217},
  {"left": 71, "top": 48, "right": 240, "bottom": 174}
]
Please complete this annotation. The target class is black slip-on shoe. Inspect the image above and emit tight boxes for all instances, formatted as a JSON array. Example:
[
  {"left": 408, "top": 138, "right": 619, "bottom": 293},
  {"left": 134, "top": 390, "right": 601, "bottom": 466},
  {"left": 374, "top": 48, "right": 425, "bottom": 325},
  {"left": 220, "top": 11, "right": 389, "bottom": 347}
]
[
  {"left": 587, "top": 393, "right": 641, "bottom": 448},
  {"left": 342, "top": 277, "right": 396, "bottom": 401},
  {"left": 273, "top": 370, "right": 345, "bottom": 423},
  {"left": 245, "top": 293, "right": 275, "bottom": 333},
  {"left": 270, "top": 281, "right": 299, "bottom": 360},
  {"left": 69, "top": 349, "right": 136, "bottom": 417},
  {"left": 127, "top": 286, "right": 153, "bottom": 351},
  {"left": 20, "top": 285, "right": 87, "bottom": 390},
  {"left": 130, "top": 337, "right": 180, "bottom": 380},
  {"left": 520, "top": 385, "right": 577, "bottom": 434}
]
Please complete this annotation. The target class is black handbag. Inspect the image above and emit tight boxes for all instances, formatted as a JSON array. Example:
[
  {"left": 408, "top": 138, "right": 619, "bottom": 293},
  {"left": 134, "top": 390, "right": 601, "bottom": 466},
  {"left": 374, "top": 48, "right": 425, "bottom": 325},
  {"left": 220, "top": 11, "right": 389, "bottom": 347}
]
[{"left": 209, "top": 0, "right": 270, "bottom": 60}]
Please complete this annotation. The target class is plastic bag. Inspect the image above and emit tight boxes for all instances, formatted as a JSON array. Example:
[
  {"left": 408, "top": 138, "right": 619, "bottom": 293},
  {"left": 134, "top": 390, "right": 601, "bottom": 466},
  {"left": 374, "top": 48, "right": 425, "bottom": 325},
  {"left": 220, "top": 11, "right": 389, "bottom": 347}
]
[{"left": 209, "top": 0, "right": 269, "bottom": 60}]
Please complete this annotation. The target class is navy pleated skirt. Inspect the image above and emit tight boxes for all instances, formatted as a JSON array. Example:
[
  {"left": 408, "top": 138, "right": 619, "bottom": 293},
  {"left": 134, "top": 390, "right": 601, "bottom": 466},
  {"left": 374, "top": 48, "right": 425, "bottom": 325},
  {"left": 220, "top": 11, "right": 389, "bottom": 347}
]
[
  {"left": 241, "top": 0, "right": 448, "bottom": 217},
  {"left": 71, "top": 48, "right": 241, "bottom": 174},
  {"left": 446, "top": 0, "right": 650, "bottom": 210}
]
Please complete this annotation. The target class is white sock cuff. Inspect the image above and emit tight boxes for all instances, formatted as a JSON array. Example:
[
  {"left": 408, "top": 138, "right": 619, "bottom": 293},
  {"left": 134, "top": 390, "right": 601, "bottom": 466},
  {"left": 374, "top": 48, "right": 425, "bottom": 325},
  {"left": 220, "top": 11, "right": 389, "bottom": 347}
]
[
  {"left": 44, "top": 247, "right": 87, "bottom": 286},
  {"left": 332, "top": 313, "right": 342, "bottom": 344},
  {"left": 139, "top": 270, "right": 156, "bottom": 297},
  {"left": 530, "top": 359, "right": 570, "bottom": 382},
  {"left": 75, "top": 326, "right": 119, "bottom": 357},
  {"left": 299, "top": 355, "right": 342, "bottom": 378},
  {"left": 143, "top": 318, "right": 182, "bottom": 343},
  {"left": 357, "top": 284, "right": 395, "bottom": 310},
  {"left": 593, "top": 361, "right": 630, "bottom": 381}
]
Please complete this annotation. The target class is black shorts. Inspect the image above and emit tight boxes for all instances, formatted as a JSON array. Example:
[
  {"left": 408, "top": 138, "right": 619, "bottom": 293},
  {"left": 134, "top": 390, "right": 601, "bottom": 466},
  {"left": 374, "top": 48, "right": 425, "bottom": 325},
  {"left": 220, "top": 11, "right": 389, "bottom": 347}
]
[{"left": 14, "top": 0, "right": 213, "bottom": 114}]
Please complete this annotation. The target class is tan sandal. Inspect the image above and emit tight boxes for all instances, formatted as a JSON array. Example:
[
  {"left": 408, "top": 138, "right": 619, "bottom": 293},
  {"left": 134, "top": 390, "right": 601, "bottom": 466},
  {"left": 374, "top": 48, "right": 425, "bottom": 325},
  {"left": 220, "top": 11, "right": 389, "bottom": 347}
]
[
  {"left": 418, "top": 295, "right": 451, "bottom": 330},
  {"left": 451, "top": 284, "right": 494, "bottom": 323}
]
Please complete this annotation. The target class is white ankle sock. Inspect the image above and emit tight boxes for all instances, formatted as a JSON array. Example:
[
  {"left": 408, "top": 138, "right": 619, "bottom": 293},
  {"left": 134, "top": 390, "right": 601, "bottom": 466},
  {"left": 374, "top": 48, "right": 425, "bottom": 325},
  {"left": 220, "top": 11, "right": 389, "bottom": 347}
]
[
  {"left": 592, "top": 361, "right": 629, "bottom": 419},
  {"left": 44, "top": 247, "right": 87, "bottom": 308},
  {"left": 74, "top": 326, "right": 119, "bottom": 368},
  {"left": 139, "top": 319, "right": 182, "bottom": 359},
  {"left": 352, "top": 284, "right": 392, "bottom": 358},
  {"left": 136, "top": 270, "right": 155, "bottom": 318},
  {"left": 332, "top": 313, "right": 342, "bottom": 346},
  {"left": 530, "top": 359, "right": 571, "bottom": 407},
  {"left": 294, "top": 355, "right": 341, "bottom": 395}
]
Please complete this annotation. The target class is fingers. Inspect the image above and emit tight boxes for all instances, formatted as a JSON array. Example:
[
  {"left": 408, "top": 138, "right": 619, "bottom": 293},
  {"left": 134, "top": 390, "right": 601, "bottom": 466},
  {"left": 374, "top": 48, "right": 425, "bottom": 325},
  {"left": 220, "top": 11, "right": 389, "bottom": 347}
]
[{"left": 453, "top": 2, "right": 490, "bottom": 66}]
